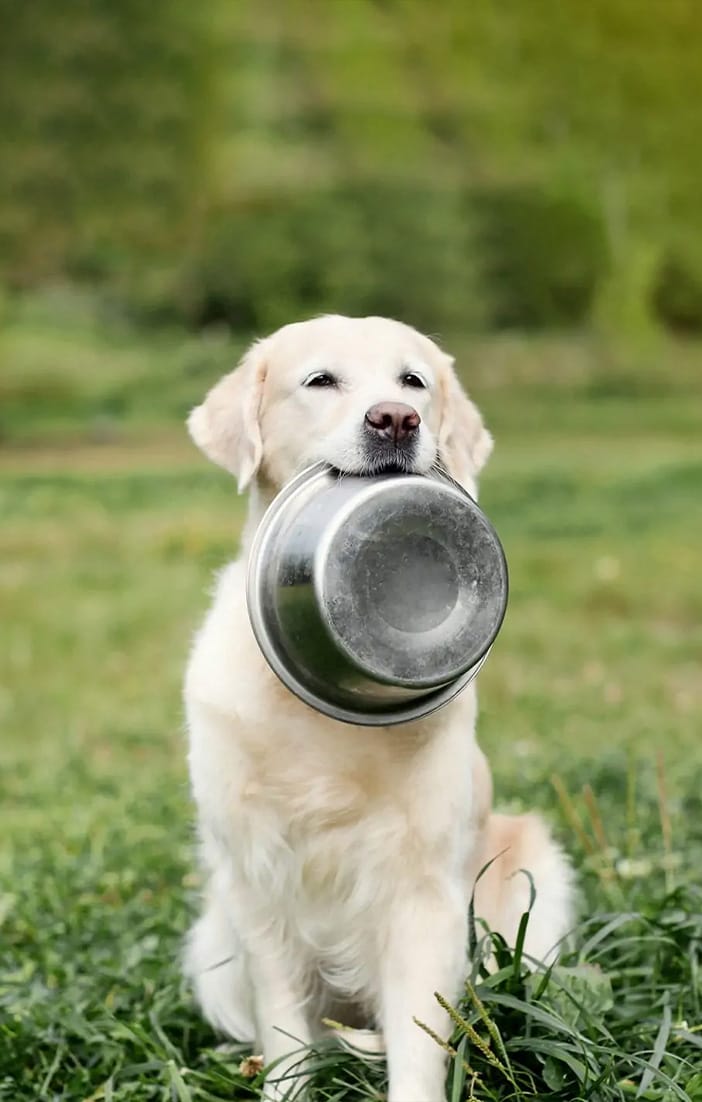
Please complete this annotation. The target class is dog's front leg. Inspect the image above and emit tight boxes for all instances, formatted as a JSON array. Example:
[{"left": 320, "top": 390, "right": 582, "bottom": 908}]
[
  {"left": 246, "top": 930, "right": 312, "bottom": 1100},
  {"left": 379, "top": 881, "right": 467, "bottom": 1102}
]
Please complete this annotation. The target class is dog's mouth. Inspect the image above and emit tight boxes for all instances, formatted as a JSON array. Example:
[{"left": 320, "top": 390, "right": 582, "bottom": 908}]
[
  {"left": 361, "top": 453, "right": 416, "bottom": 475},
  {"left": 319, "top": 427, "right": 439, "bottom": 479},
  {"left": 331, "top": 450, "right": 422, "bottom": 478},
  {"left": 354, "top": 431, "right": 421, "bottom": 477}
]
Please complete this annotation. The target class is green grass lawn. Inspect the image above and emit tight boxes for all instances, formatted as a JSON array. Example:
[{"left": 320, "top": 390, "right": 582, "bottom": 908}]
[{"left": 1, "top": 311, "right": 701, "bottom": 1099}]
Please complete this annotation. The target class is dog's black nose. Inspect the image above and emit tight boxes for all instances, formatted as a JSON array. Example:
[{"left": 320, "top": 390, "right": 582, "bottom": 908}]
[{"left": 365, "top": 402, "right": 421, "bottom": 445}]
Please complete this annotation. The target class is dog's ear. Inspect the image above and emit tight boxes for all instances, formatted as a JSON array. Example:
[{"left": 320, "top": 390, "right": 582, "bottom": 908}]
[
  {"left": 438, "top": 354, "right": 493, "bottom": 491},
  {"left": 187, "top": 339, "right": 267, "bottom": 491}
]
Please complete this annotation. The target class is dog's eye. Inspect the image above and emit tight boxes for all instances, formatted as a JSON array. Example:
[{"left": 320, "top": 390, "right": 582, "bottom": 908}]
[
  {"left": 400, "top": 371, "right": 428, "bottom": 390},
  {"left": 303, "top": 371, "right": 338, "bottom": 389}
]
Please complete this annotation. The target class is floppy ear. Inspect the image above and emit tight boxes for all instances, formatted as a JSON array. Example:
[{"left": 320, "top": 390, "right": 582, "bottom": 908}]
[
  {"left": 438, "top": 355, "right": 493, "bottom": 490},
  {"left": 187, "top": 339, "right": 267, "bottom": 491}
]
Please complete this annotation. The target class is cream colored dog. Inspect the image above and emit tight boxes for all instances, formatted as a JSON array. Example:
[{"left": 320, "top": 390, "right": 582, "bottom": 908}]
[{"left": 184, "top": 316, "right": 573, "bottom": 1101}]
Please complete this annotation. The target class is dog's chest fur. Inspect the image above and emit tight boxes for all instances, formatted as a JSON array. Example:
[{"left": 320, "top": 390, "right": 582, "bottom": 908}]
[{"left": 186, "top": 559, "right": 480, "bottom": 987}]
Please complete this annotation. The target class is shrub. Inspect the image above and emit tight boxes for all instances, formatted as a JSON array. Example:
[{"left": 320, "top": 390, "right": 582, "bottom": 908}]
[
  {"left": 470, "top": 187, "right": 609, "bottom": 329},
  {"left": 649, "top": 248, "right": 702, "bottom": 335},
  {"left": 183, "top": 185, "right": 484, "bottom": 333}
]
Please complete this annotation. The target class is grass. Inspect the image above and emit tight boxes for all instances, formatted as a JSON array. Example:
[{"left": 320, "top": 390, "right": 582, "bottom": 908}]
[{"left": 1, "top": 302, "right": 701, "bottom": 1099}]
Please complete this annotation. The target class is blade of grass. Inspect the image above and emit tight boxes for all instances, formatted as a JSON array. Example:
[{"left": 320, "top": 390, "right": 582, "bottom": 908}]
[
  {"left": 636, "top": 993, "right": 672, "bottom": 1098},
  {"left": 656, "top": 751, "right": 675, "bottom": 893},
  {"left": 551, "top": 773, "right": 596, "bottom": 856},
  {"left": 167, "top": 1059, "right": 194, "bottom": 1102},
  {"left": 579, "top": 912, "right": 640, "bottom": 959},
  {"left": 449, "top": 1034, "right": 468, "bottom": 1102}
]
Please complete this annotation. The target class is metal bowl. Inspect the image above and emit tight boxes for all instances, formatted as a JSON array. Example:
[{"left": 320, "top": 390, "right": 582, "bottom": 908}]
[{"left": 246, "top": 463, "right": 508, "bottom": 726}]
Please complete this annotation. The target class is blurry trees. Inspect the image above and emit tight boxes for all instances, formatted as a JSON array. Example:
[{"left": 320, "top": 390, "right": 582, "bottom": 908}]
[
  {"left": 1, "top": 0, "right": 701, "bottom": 334},
  {"left": 0, "top": 0, "right": 217, "bottom": 293}
]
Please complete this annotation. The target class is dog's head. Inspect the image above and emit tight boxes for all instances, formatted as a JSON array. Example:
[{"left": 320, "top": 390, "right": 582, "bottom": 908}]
[{"left": 188, "top": 315, "right": 492, "bottom": 496}]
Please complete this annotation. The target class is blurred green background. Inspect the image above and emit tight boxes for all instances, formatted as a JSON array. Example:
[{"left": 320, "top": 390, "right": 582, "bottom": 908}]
[
  {"left": 3, "top": 0, "right": 702, "bottom": 343},
  {"left": 2, "top": 0, "right": 702, "bottom": 446},
  {"left": 1, "top": 3, "right": 701, "bottom": 1099}
]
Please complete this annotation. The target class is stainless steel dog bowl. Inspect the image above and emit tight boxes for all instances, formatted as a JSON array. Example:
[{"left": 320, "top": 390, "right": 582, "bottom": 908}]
[{"left": 246, "top": 463, "right": 508, "bottom": 726}]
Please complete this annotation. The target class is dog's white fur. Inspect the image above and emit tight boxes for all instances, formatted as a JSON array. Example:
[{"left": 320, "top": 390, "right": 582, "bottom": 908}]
[{"left": 183, "top": 316, "right": 573, "bottom": 1101}]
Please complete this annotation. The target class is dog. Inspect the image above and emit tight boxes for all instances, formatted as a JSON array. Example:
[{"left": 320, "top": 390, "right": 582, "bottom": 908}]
[{"left": 183, "top": 315, "right": 573, "bottom": 1101}]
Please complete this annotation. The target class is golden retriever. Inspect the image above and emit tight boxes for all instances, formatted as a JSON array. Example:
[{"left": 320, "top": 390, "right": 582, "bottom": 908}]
[{"left": 183, "top": 315, "right": 573, "bottom": 1101}]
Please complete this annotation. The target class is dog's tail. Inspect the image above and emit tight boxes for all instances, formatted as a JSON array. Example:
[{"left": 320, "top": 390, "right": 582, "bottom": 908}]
[{"left": 471, "top": 812, "right": 575, "bottom": 965}]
